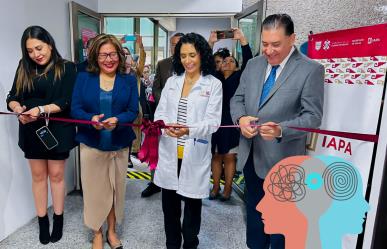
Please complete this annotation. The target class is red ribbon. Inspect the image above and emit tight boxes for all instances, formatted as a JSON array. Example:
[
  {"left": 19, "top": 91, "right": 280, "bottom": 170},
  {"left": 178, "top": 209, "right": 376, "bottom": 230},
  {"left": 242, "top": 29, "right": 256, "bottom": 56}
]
[
  {"left": 137, "top": 119, "right": 165, "bottom": 170},
  {"left": 288, "top": 126, "right": 379, "bottom": 143},
  {"left": 1, "top": 111, "right": 379, "bottom": 170}
]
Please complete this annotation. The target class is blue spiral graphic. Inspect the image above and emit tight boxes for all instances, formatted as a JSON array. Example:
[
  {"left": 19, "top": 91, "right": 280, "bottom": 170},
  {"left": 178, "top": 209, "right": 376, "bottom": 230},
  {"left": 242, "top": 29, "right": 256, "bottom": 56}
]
[{"left": 323, "top": 162, "right": 358, "bottom": 201}]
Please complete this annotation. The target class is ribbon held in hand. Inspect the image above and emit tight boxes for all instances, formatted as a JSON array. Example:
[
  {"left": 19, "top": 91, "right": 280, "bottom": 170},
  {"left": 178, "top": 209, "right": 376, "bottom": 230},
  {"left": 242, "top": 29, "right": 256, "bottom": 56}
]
[{"left": 138, "top": 119, "right": 165, "bottom": 170}]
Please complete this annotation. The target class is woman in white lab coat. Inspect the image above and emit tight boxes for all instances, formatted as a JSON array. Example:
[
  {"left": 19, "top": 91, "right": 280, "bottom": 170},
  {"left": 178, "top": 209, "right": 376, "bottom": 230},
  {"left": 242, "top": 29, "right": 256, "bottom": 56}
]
[{"left": 154, "top": 32, "right": 222, "bottom": 249}]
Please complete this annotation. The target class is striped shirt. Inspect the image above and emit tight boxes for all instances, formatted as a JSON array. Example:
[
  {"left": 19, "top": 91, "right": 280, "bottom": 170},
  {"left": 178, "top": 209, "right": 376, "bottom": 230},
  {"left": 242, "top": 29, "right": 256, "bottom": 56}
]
[{"left": 177, "top": 97, "right": 188, "bottom": 158}]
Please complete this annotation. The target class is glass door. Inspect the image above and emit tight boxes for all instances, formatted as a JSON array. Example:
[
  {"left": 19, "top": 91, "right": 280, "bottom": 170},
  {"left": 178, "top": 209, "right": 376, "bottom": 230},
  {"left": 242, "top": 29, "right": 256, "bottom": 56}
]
[
  {"left": 70, "top": 1, "right": 101, "bottom": 63},
  {"left": 235, "top": 1, "right": 264, "bottom": 64},
  {"left": 69, "top": 1, "right": 102, "bottom": 190},
  {"left": 237, "top": 11, "right": 258, "bottom": 60}
]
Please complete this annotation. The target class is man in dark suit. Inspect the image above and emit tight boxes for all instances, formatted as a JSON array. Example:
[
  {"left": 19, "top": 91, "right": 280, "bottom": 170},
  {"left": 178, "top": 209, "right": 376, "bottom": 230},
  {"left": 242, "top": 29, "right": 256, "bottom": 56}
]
[
  {"left": 141, "top": 32, "right": 184, "bottom": 197},
  {"left": 152, "top": 32, "right": 184, "bottom": 105},
  {"left": 230, "top": 14, "right": 324, "bottom": 249}
]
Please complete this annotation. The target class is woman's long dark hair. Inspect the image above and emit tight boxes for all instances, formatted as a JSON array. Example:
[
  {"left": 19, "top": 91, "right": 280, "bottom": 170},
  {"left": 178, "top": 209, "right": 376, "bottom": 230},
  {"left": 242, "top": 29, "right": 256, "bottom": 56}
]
[
  {"left": 16, "top": 25, "right": 64, "bottom": 95},
  {"left": 172, "top": 33, "right": 215, "bottom": 76}
]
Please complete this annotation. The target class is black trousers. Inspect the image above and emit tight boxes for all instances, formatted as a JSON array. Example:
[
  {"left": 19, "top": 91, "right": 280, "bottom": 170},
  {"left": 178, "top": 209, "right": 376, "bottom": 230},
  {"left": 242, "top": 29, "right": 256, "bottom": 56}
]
[{"left": 162, "top": 159, "right": 202, "bottom": 249}]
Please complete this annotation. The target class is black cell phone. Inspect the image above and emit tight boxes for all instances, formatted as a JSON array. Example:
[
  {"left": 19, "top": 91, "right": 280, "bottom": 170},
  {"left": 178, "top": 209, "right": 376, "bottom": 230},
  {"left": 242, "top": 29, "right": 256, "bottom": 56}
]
[
  {"left": 216, "top": 30, "right": 234, "bottom": 39},
  {"left": 36, "top": 126, "right": 59, "bottom": 150}
]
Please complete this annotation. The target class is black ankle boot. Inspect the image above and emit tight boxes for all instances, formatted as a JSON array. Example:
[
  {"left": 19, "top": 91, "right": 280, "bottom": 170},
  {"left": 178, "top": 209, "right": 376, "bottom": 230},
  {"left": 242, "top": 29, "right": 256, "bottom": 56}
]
[
  {"left": 50, "top": 213, "right": 63, "bottom": 243},
  {"left": 38, "top": 214, "right": 50, "bottom": 245}
]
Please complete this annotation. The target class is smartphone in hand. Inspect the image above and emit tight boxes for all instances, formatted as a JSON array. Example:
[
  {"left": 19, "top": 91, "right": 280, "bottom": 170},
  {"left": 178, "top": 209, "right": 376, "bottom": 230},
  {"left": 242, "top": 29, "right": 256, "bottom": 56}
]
[
  {"left": 216, "top": 30, "right": 234, "bottom": 39},
  {"left": 123, "top": 35, "right": 137, "bottom": 42}
]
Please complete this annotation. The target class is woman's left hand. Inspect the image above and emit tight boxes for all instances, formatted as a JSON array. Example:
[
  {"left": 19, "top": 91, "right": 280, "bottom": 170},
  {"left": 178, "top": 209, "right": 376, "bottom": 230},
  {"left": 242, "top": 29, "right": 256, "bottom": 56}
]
[{"left": 101, "top": 117, "right": 118, "bottom": 130}]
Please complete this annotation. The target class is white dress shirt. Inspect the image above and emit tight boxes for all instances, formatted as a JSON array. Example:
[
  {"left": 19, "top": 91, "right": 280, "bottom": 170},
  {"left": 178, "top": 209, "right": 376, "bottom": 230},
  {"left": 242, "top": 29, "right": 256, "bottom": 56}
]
[{"left": 264, "top": 46, "right": 296, "bottom": 81}]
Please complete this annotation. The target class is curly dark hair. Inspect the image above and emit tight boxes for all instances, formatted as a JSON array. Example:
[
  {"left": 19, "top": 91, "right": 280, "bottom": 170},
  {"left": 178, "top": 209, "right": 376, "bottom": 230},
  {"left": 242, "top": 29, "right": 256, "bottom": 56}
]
[
  {"left": 172, "top": 33, "right": 215, "bottom": 76},
  {"left": 214, "top": 47, "right": 230, "bottom": 59}
]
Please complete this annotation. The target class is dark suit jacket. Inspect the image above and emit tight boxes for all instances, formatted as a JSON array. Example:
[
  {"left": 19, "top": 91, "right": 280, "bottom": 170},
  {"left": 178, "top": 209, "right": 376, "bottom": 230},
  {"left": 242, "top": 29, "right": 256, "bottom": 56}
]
[
  {"left": 153, "top": 57, "right": 173, "bottom": 106},
  {"left": 71, "top": 72, "right": 139, "bottom": 149},
  {"left": 230, "top": 48, "right": 324, "bottom": 178}
]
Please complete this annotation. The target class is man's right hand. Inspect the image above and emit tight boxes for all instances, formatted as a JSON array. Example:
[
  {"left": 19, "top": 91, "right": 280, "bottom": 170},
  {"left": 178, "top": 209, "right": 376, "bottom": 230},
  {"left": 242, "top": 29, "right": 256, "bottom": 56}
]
[{"left": 239, "top": 116, "right": 259, "bottom": 138}]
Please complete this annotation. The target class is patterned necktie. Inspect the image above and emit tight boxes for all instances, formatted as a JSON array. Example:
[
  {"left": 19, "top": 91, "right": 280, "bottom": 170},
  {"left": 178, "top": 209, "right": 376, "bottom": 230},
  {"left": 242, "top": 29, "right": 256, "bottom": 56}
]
[{"left": 259, "top": 65, "right": 279, "bottom": 106}]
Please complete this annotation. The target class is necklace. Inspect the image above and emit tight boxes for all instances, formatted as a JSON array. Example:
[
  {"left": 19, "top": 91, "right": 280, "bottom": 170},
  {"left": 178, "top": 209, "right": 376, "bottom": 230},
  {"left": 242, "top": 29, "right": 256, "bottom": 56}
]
[
  {"left": 100, "top": 76, "right": 115, "bottom": 91},
  {"left": 184, "top": 76, "right": 199, "bottom": 85}
]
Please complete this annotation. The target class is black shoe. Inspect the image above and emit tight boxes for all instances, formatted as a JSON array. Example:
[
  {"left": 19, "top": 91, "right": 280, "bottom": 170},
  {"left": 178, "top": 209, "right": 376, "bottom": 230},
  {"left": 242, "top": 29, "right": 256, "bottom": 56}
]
[
  {"left": 106, "top": 231, "right": 123, "bottom": 249},
  {"left": 128, "top": 158, "right": 133, "bottom": 168},
  {"left": 38, "top": 214, "right": 50, "bottom": 245},
  {"left": 208, "top": 190, "right": 220, "bottom": 200},
  {"left": 219, "top": 194, "right": 231, "bottom": 202},
  {"left": 141, "top": 182, "right": 161, "bottom": 198},
  {"left": 50, "top": 213, "right": 63, "bottom": 243}
]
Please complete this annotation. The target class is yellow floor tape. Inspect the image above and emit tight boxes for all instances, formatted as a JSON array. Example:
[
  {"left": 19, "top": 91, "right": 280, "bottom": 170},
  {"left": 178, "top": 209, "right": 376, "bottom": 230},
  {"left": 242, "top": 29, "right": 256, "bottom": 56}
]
[{"left": 127, "top": 170, "right": 244, "bottom": 186}]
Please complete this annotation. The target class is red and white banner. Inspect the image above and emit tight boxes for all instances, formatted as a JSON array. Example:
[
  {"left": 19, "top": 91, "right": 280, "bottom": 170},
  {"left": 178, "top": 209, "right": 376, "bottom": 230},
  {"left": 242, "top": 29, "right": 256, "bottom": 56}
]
[{"left": 307, "top": 24, "right": 387, "bottom": 249}]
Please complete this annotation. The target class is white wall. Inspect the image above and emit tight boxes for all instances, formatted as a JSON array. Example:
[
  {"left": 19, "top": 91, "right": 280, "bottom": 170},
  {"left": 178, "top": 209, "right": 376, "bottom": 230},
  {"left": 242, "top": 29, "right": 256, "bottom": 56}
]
[
  {"left": 0, "top": 0, "right": 97, "bottom": 242},
  {"left": 156, "top": 17, "right": 177, "bottom": 32},
  {"left": 174, "top": 18, "right": 234, "bottom": 55},
  {"left": 98, "top": 0, "right": 242, "bottom": 14},
  {"left": 266, "top": 0, "right": 387, "bottom": 45}
]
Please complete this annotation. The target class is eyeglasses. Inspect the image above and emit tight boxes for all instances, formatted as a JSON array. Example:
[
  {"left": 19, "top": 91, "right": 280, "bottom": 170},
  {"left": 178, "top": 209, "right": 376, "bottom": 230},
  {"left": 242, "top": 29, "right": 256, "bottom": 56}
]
[
  {"left": 222, "top": 59, "right": 236, "bottom": 64},
  {"left": 98, "top": 52, "right": 119, "bottom": 61}
]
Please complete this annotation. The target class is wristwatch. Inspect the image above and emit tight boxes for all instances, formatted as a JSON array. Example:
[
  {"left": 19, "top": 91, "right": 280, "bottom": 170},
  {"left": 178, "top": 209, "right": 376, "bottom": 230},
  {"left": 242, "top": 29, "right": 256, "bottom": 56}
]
[{"left": 38, "top": 106, "right": 45, "bottom": 115}]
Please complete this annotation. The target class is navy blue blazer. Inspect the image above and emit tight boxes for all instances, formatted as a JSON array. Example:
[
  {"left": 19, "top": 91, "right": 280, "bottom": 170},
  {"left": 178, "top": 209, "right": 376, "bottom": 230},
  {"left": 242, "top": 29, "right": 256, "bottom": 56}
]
[{"left": 71, "top": 72, "right": 139, "bottom": 149}]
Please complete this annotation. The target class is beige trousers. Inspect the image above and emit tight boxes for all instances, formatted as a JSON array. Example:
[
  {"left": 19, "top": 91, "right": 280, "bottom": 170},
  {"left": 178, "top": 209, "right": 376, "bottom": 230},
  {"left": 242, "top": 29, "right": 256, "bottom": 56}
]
[{"left": 80, "top": 144, "right": 129, "bottom": 231}]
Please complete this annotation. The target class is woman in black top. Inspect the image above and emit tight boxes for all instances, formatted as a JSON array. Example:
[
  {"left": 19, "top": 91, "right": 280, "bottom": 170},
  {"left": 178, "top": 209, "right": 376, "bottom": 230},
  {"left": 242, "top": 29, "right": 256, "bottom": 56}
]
[
  {"left": 6, "top": 26, "right": 77, "bottom": 245},
  {"left": 210, "top": 28, "right": 253, "bottom": 201}
]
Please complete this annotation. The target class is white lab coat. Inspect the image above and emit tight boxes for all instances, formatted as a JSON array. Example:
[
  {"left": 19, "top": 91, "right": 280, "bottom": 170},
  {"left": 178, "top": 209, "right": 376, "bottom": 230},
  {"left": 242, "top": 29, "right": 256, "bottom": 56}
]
[{"left": 154, "top": 73, "right": 222, "bottom": 198}]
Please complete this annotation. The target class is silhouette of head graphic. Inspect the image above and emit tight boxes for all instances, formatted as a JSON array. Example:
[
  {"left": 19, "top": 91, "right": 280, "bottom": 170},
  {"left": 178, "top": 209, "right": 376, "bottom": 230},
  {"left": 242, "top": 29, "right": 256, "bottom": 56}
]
[{"left": 256, "top": 155, "right": 369, "bottom": 249}]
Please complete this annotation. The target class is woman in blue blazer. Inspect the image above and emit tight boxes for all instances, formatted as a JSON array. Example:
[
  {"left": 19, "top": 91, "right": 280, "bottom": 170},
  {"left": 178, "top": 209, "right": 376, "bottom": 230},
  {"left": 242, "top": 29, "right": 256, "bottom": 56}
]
[{"left": 71, "top": 34, "right": 138, "bottom": 249}]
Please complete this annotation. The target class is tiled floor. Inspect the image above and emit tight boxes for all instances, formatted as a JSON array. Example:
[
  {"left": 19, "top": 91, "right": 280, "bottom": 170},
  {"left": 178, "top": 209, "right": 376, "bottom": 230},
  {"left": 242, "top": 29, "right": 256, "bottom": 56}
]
[{"left": 0, "top": 158, "right": 247, "bottom": 249}]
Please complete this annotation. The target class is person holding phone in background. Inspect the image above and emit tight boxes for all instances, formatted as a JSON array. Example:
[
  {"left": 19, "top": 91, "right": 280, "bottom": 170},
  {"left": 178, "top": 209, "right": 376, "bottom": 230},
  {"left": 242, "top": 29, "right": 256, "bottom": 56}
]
[
  {"left": 208, "top": 28, "right": 253, "bottom": 201},
  {"left": 6, "top": 25, "right": 77, "bottom": 245},
  {"left": 71, "top": 34, "right": 138, "bottom": 249},
  {"left": 208, "top": 31, "right": 232, "bottom": 72}
]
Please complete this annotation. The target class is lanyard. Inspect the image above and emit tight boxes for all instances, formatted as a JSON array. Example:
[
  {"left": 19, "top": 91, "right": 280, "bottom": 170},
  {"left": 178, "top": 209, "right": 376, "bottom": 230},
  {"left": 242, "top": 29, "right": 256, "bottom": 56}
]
[{"left": 44, "top": 105, "right": 51, "bottom": 127}]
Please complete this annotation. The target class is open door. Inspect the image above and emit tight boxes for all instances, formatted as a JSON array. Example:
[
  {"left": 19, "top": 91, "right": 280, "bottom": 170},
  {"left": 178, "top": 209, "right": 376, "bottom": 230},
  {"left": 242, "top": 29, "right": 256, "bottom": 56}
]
[
  {"left": 234, "top": 1, "right": 264, "bottom": 61},
  {"left": 70, "top": 1, "right": 102, "bottom": 63},
  {"left": 232, "top": 1, "right": 264, "bottom": 198},
  {"left": 69, "top": 1, "right": 102, "bottom": 190}
]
